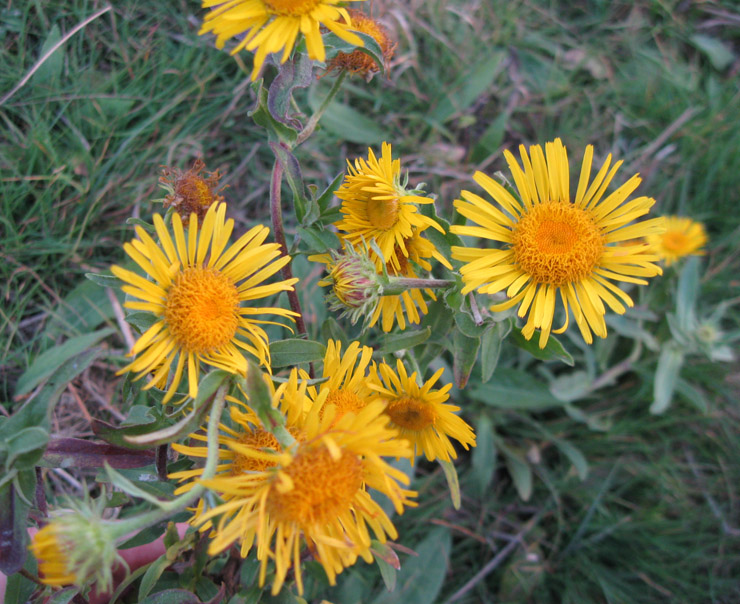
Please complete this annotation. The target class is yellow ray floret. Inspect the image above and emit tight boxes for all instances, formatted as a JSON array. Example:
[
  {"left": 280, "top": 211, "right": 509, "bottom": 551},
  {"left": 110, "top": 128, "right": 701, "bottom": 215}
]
[
  {"left": 335, "top": 142, "right": 445, "bottom": 272},
  {"left": 200, "top": 0, "right": 366, "bottom": 80},
  {"left": 451, "top": 138, "right": 665, "bottom": 348},
  {"left": 646, "top": 215, "right": 708, "bottom": 266},
  {"left": 185, "top": 395, "right": 415, "bottom": 595},
  {"left": 111, "top": 202, "right": 298, "bottom": 402},
  {"left": 370, "top": 359, "right": 476, "bottom": 463}
]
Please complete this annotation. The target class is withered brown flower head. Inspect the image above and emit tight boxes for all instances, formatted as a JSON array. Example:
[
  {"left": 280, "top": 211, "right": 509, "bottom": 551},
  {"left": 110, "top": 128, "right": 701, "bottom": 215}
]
[
  {"left": 326, "top": 10, "right": 396, "bottom": 80},
  {"left": 159, "top": 158, "right": 226, "bottom": 221}
]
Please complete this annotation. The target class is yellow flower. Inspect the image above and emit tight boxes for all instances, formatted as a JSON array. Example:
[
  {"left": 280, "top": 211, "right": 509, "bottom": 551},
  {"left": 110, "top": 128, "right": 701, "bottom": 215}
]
[
  {"left": 200, "top": 0, "right": 366, "bottom": 81},
  {"left": 451, "top": 138, "right": 665, "bottom": 348},
  {"left": 192, "top": 397, "right": 415, "bottom": 595},
  {"left": 369, "top": 226, "right": 451, "bottom": 332},
  {"left": 335, "top": 142, "right": 445, "bottom": 271},
  {"left": 647, "top": 215, "right": 708, "bottom": 266},
  {"left": 370, "top": 359, "right": 475, "bottom": 463},
  {"left": 111, "top": 202, "right": 298, "bottom": 402},
  {"left": 304, "top": 339, "right": 377, "bottom": 422},
  {"left": 159, "top": 158, "right": 226, "bottom": 221},
  {"left": 29, "top": 509, "right": 120, "bottom": 591},
  {"left": 326, "top": 10, "right": 396, "bottom": 78}
]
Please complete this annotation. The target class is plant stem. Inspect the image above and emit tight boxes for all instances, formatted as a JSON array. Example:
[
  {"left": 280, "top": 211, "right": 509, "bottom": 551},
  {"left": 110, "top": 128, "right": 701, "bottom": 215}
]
[
  {"left": 270, "top": 160, "right": 308, "bottom": 339},
  {"left": 384, "top": 277, "right": 455, "bottom": 295},
  {"left": 295, "top": 70, "right": 347, "bottom": 146},
  {"left": 111, "top": 384, "right": 228, "bottom": 542}
]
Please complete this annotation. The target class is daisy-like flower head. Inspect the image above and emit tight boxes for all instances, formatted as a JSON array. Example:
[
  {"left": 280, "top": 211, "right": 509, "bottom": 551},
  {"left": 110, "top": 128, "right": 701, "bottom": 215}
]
[
  {"left": 326, "top": 10, "right": 396, "bottom": 78},
  {"left": 170, "top": 370, "right": 309, "bottom": 516},
  {"left": 29, "top": 503, "right": 122, "bottom": 591},
  {"left": 647, "top": 215, "right": 708, "bottom": 266},
  {"left": 111, "top": 202, "right": 298, "bottom": 402},
  {"left": 159, "top": 158, "right": 226, "bottom": 221},
  {"left": 369, "top": 226, "right": 452, "bottom": 332},
  {"left": 200, "top": 0, "right": 366, "bottom": 81},
  {"left": 335, "top": 142, "right": 445, "bottom": 272},
  {"left": 192, "top": 396, "right": 415, "bottom": 595},
  {"left": 451, "top": 138, "right": 665, "bottom": 348},
  {"left": 303, "top": 339, "right": 376, "bottom": 422},
  {"left": 370, "top": 359, "right": 475, "bottom": 463}
]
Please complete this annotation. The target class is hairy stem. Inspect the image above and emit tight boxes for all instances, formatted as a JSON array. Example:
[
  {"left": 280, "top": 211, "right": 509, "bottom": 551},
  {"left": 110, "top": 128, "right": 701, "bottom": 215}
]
[{"left": 295, "top": 69, "right": 347, "bottom": 146}]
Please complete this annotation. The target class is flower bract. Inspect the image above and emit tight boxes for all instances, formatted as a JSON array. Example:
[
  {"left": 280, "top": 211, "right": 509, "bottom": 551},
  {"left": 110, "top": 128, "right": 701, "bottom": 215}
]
[
  {"left": 111, "top": 202, "right": 298, "bottom": 402},
  {"left": 451, "top": 138, "right": 665, "bottom": 347}
]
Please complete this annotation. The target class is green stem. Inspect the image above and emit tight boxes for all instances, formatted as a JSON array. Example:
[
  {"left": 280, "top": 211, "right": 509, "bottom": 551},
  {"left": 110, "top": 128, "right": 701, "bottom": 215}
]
[
  {"left": 295, "top": 69, "right": 347, "bottom": 146},
  {"left": 384, "top": 277, "right": 455, "bottom": 295},
  {"left": 110, "top": 384, "right": 228, "bottom": 542}
]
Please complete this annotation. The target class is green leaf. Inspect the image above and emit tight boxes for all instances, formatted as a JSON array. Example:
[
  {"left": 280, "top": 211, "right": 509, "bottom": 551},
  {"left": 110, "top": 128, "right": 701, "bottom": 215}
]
[
  {"left": 480, "top": 320, "right": 511, "bottom": 382},
  {"left": 250, "top": 82, "right": 298, "bottom": 145},
  {"left": 470, "top": 414, "right": 496, "bottom": 498},
  {"left": 676, "top": 256, "right": 700, "bottom": 332},
  {"left": 690, "top": 34, "right": 735, "bottom": 71},
  {"left": 139, "top": 589, "right": 202, "bottom": 604},
  {"left": 1, "top": 347, "right": 105, "bottom": 439},
  {"left": 125, "top": 311, "right": 159, "bottom": 334},
  {"left": 5, "top": 427, "right": 49, "bottom": 470},
  {"left": 269, "top": 338, "right": 326, "bottom": 367},
  {"left": 452, "top": 328, "right": 480, "bottom": 389},
  {"left": 46, "top": 276, "right": 120, "bottom": 339},
  {"left": 34, "top": 24, "right": 63, "bottom": 84},
  {"left": 14, "top": 328, "right": 114, "bottom": 397},
  {"left": 674, "top": 377, "right": 708, "bottom": 414},
  {"left": 0, "top": 482, "right": 28, "bottom": 574},
  {"left": 85, "top": 272, "right": 122, "bottom": 289},
  {"left": 104, "top": 462, "right": 169, "bottom": 508},
  {"left": 313, "top": 100, "right": 387, "bottom": 144},
  {"left": 315, "top": 171, "right": 344, "bottom": 213},
  {"left": 267, "top": 53, "right": 313, "bottom": 130},
  {"left": 297, "top": 225, "right": 339, "bottom": 253},
  {"left": 92, "top": 406, "right": 170, "bottom": 450},
  {"left": 552, "top": 438, "right": 589, "bottom": 480},
  {"left": 471, "top": 111, "right": 509, "bottom": 163},
  {"left": 371, "top": 527, "right": 451, "bottom": 604},
  {"left": 510, "top": 327, "right": 574, "bottom": 365},
  {"left": 124, "top": 370, "right": 230, "bottom": 447},
  {"left": 371, "top": 541, "right": 399, "bottom": 592},
  {"left": 439, "top": 458, "right": 461, "bottom": 510},
  {"left": 472, "top": 368, "right": 565, "bottom": 411},
  {"left": 429, "top": 52, "right": 505, "bottom": 123},
  {"left": 139, "top": 555, "right": 175, "bottom": 601},
  {"left": 47, "top": 588, "right": 81, "bottom": 604},
  {"left": 650, "top": 342, "right": 685, "bottom": 414},
  {"left": 2, "top": 552, "right": 37, "bottom": 604},
  {"left": 549, "top": 370, "right": 591, "bottom": 403},
  {"left": 496, "top": 438, "right": 532, "bottom": 501},
  {"left": 376, "top": 327, "right": 431, "bottom": 356}
]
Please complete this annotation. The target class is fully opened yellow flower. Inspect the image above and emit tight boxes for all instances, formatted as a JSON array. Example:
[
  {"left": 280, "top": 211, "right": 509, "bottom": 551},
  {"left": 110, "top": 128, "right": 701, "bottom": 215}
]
[
  {"left": 112, "top": 202, "right": 298, "bottom": 402},
  {"left": 200, "top": 0, "right": 366, "bottom": 80},
  {"left": 647, "top": 215, "right": 708, "bottom": 266},
  {"left": 335, "top": 142, "right": 445, "bottom": 271},
  {"left": 370, "top": 359, "right": 475, "bottom": 463},
  {"left": 192, "top": 397, "right": 414, "bottom": 595},
  {"left": 451, "top": 139, "right": 665, "bottom": 347}
]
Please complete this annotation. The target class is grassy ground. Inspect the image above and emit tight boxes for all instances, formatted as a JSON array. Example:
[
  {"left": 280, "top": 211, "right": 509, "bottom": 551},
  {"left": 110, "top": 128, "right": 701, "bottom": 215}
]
[{"left": 2, "top": 0, "right": 739, "bottom": 602}]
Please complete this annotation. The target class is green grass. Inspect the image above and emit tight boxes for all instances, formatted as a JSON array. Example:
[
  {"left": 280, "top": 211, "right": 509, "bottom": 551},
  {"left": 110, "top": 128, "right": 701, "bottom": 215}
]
[{"left": 2, "top": 0, "right": 739, "bottom": 602}]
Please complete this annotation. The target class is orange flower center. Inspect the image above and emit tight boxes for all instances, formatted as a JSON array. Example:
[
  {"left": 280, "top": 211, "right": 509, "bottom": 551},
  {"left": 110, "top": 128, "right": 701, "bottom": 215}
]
[
  {"left": 325, "top": 389, "right": 367, "bottom": 419},
  {"left": 661, "top": 230, "right": 691, "bottom": 253},
  {"left": 513, "top": 201, "right": 603, "bottom": 286},
  {"left": 385, "top": 397, "right": 435, "bottom": 431},
  {"left": 367, "top": 197, "right": 400, "bottom": 230},
  {"left": 267, "top": 443, "right": 364, "bottom": 527},
  {"left": 263, "top": 0, "right": 321, "bottom": 16},
  {"left": 230, "top": 429, "right": 282, "bottom": 475},
  {"left": 164, "top": 268, "right": 240, "bottom": 354}
]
